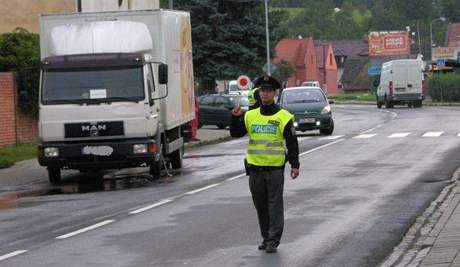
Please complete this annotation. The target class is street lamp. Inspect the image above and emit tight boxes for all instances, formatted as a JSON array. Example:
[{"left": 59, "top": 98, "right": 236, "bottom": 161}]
[
  {"left": 430, "top": 17, "right": 446, "bottom": 59},
  {"left": 264, "top": 0, "right": 271, "bottom": 76}
]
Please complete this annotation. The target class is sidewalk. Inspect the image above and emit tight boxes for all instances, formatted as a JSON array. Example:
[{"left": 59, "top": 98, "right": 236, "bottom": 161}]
[{"left": 419, "top": 183, "right": 460, "bottom": 266}]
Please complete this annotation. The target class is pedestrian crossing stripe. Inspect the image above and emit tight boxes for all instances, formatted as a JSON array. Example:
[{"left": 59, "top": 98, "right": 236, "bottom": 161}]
[
  {"left": 388, "top": 132, "right": 411, "bottom": 138},
  {"left": 353, "top": 134, "right": 377, "bottom": 139},
  {"left": 422, "top": 132, "right": 444, "bottom": 137}
]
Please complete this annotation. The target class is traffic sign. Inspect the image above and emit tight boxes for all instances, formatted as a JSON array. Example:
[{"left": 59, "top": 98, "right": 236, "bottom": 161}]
[
  {"left": 368, "top": 66, "right": 382, "bottom": 75},
  {"left": 237, "top": 75, "right": 251, "bottom": 90}
]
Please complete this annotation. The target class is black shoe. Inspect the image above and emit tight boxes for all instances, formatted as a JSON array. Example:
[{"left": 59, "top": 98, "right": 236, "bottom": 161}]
[
  {"left": 265, "top": 243, "right": 277, "bottom": 253},
  {"left": 258, "top": 243, "right": 267, "bottom": 250}
]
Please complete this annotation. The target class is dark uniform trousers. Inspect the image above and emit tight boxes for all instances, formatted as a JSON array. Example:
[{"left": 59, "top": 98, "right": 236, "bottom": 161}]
[{"left": 249, "top": 168, "right": 285, "bottom": 246}]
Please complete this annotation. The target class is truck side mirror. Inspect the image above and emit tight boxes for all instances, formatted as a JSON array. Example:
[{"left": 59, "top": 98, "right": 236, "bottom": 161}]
[{"left": 159, "top": 64, "right": 168, "bottom": 84}]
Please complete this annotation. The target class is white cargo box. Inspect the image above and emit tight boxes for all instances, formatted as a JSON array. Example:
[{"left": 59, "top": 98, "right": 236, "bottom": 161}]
[{"left": 40, "top": 10, "right": 195, "bottom": 130}]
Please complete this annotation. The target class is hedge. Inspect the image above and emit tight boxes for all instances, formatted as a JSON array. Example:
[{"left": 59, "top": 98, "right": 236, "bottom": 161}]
[{"left": 428, "top": 73, "right": 460, "bottom": 102}]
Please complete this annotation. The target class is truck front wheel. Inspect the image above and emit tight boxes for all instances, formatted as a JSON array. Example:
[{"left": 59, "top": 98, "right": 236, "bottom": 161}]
[
  {"left": 170, "top": 146, "right": 183, "bottom": 169},
  {"left": 149, "top": 160, "right": 161, "bottom": 180},
  {"left": 48, "top": 167, "right": 61, "bottom": 184}
]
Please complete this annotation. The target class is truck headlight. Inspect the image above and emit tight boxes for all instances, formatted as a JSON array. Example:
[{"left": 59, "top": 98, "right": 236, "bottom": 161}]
[
  {"left": 44, "top": 147, "right": 59, "bottom": 157},
  {"left": 321, "top": 105, "right": 331, "bottom": 114},
  {"left": 293, "top": 122, "right": 298, "bottom": 127},
  {"left": 133, "top": 144, "right": 148, "bottom": 154}
]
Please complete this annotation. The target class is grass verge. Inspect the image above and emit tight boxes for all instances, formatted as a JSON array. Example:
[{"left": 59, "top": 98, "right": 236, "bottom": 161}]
[
  {"left": 329, "top": 93, "right": 375, "bottom": 102},
  {"left": 0, "top": 143, "right": 37, "bottom": 169}
]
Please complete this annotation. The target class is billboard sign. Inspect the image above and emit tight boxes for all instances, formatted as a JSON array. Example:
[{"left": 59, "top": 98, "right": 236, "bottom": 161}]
[
  {"left": 369, "top": 31, "right": 410, "bottom": 57},
  {"left": 432, "top": 47, "right": 460, "bottom": 60}
]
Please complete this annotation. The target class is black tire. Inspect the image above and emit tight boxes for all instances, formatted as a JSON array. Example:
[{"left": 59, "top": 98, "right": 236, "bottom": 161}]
[
  {"left": 217, "top": 124, "right": 226, "bottom": 129},
  {"left": 414, "top": 100, "right": 422, "bottom": 108},
  {"left": 320, "top": 120, "right": 334, "bottom": 135},
  {"left": 384, "top": 97, "right": 393, "bottom": 109},
  {"left": 170, "top": 146, "right": 183, "bottom": 169},
  {"left": 376, "top": 96, "right": 382, "bottom": 108},
  {"left": 48, "top": 167, "right": 61, "bottom": 184},
  {"left": 149, "top": 160, "right": 161, "bottom": 180}
]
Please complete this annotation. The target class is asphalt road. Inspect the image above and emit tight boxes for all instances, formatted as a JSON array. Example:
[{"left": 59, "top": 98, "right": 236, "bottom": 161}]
[{"left": 1, "top": 105, "right": 460, "bottom": 267}]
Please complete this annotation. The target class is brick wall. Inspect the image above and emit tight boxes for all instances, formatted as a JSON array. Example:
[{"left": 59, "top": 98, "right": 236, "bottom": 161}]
[{"left": 0, "top": 72, "right": 38, "bottom": 146}]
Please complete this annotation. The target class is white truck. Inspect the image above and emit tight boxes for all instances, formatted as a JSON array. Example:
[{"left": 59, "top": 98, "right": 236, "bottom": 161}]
[
  {"left": 376, "top": 59, "right": 425, "bottom": 108},
  {"left": 38, "top": 10, "right": 195, "bottom": 183}
]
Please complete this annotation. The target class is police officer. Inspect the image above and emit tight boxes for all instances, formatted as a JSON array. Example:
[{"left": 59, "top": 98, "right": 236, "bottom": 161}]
[{"left": 230, "top": 76, "right": 300, "bottom": 253}]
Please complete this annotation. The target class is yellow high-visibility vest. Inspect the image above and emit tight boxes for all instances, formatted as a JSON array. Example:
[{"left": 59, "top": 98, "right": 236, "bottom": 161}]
[
  {"left": 244, "top": 107, "right": 293, "bottom": 167},
  {"left": 248, "top": 87, "right": 259, "bottom": 106}
]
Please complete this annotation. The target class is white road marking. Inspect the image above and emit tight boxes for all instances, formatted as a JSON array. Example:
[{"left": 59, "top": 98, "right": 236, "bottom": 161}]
[
  {"left": 129, "top": 199, "right": 173, "bottom": 214},
  {"left": 184, "top": 183, "right": 220, "bottom": 195},
  {"left": 56, "top": 220, "right": 115, "bottom": 239},
  {"left": 0, "top": 250, "right": 27, "bottom": 261},
  {"left": 457, "top": 132, "right": 460, "bottom": 137},
  {"left": 320, "top": 135, "right": 344, "bottom": 140},
  {"left": 388, "top": 132, "right": 411, "bottom": 138},
  {"left": 299, "top": 139, "right": 345, "bottom": 157},
  {"left": 226, "top": 173, "right": 246, "bottom": 181},
  {"left": 422, "top": 132, "right": 444, "bottom": 137},
  {"left": 353, "top": 134, "right": 377, "bottom": 139}
]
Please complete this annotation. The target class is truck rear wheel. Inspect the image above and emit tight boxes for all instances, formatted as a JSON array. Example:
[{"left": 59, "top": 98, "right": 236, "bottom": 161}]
[
  {"left": 48, "top": 167, "right": 61, "bottom": 184},
  {"left": 170, "top": 146, "right": 183, "bottom": 169}
]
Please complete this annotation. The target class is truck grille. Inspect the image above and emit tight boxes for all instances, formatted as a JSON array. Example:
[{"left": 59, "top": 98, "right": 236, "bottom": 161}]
[{"left": 64, "top": 121, "right": 124, "bottom": 138}]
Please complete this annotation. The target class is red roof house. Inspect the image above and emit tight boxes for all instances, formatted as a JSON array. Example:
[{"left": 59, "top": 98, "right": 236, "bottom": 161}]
[
  {"left": 447, "top": 22, "right": 460, "bottom": 47},
  {"left": 274, "top": 37, "right": 319, "bottom": 88},
  {"left": 315, "top": 42, "right": 338, "bottom": 96}
]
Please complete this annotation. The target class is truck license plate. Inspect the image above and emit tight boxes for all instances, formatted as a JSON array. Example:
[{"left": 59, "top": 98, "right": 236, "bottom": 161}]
[{"left": 82, "top": 146, "right": 114, "bottom": 156}]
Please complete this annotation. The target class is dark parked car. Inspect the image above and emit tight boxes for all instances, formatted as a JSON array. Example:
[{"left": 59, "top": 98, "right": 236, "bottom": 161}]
[
  {"left": 197, "top": 94, "right": 239, "bottom": 129},
  {"left": 280, "top": 87, "right": 334, "bottom": 135}
]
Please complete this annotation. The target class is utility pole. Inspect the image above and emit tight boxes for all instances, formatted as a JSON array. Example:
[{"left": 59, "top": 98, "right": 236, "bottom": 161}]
[
  {"left": 417, "top": 20, "right": 422, "bottom": 55},
  {"left": 264, "top": 0, "right": 271, "bottom": 76},
  {"left": 169, "top": 0, "right": 173, "bottom": 9}
]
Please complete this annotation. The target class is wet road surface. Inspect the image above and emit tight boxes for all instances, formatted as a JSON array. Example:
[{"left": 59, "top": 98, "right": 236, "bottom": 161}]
[{"left": 1, "top": 105, "right": 460, "bottom": 266}]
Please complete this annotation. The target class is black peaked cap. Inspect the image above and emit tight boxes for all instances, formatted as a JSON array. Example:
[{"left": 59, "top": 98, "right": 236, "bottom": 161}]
[{"left": 253, "top": 76, "right": 281, "bottom": 90}]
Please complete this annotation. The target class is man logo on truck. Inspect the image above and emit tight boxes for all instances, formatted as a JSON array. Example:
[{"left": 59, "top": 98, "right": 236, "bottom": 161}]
[{"left": 81, "top": 124, "right": 107, "bottom": 137}]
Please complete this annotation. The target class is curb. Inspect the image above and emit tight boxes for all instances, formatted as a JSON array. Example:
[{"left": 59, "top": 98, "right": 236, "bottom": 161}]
[
  {"left": 380, "top": 168, "right": 460, "bottom": 267},
  {"left": 185, "top": 135, "right": 233, "bottom": 149}
]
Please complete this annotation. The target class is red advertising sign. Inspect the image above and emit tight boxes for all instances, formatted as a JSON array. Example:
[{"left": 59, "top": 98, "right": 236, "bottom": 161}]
[{"left": 369, "top": 31, "right": 409, "bottom": 56}]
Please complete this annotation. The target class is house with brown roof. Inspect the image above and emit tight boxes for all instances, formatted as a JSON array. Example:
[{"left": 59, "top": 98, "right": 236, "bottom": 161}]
[
  {"left": 447, "top": 22, "right": 460, "bottom": 47},
  {"left": 274, "top": 37, "right": 339, "bottom": 96}
]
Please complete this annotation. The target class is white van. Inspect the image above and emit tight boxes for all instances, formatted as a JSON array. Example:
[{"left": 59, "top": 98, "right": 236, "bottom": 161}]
[{"left": 376, "top": 59, "right": 424, "bottom": 108}]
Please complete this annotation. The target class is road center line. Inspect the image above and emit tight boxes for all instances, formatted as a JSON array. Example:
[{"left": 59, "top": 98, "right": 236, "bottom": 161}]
[
  {"left": 0, "top": 250, "right": 27, "bottom": 261},
  {"left": 226, "top": 173, "right": 246, "bottom": 181},
  {"left": 129, "top": 199, "right": 173, "bottom": 214},
  {"left": 56, "top": 220, "right": 115, "bottom": 239},
  {"left": 299, "top": 139, "right": 345, "bottom": 157},
  {"left": 184, "top": 183, "right": 220, "bottom": 195}
]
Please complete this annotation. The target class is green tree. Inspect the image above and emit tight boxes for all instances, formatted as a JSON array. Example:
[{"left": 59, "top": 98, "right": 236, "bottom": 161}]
[
  {"left": 442, "top": 0, "right": 460, "bottom": 22},
  {"left": 272, "top": 60, "right": 295, "bottom": 84},
  {"left": 0, "top": 29, "right": 40, "bottom": 115},
  {"left": 172, "top": 0, "right": 286, "bottom": 92}
]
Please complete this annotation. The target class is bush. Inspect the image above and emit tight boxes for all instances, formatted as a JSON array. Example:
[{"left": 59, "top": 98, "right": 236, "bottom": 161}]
[
  {"left": 0, "top": 157, "right": 14, "bottom": 169},
  {"left": 428, "top": 73, "right": 460, "bottom": 102}
]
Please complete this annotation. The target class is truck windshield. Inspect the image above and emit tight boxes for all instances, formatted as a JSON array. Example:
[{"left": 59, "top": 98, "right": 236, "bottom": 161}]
[{"left": 42, "top": 66, "right": 144, "bottom": 104}]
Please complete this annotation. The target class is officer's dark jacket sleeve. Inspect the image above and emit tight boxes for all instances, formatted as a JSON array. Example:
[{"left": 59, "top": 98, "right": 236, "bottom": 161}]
[
  {"left": 283, "top": 120, "right": 300, "bottom": 169},
  {"left": 230, "top": 114, "right": 247, "bottom": 137}
]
